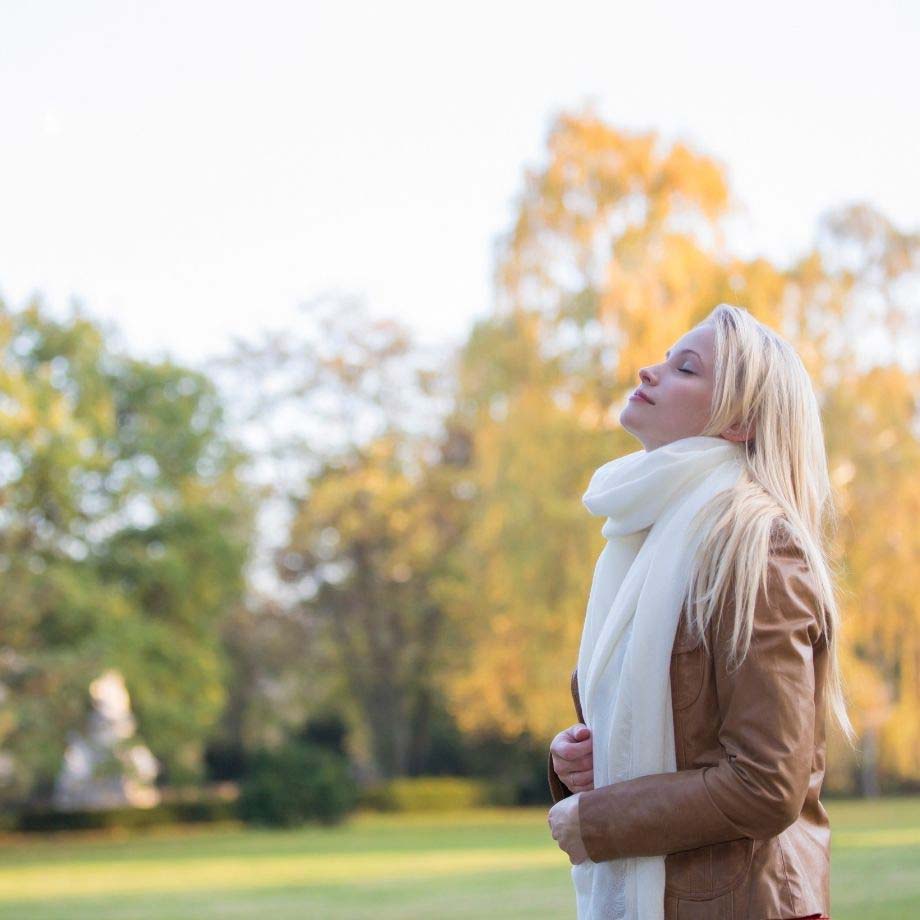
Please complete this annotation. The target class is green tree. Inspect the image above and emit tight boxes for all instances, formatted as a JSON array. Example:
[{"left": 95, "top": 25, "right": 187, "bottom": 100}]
[{"left": 0, "top": 297, "right": 255, "bottom": 802}]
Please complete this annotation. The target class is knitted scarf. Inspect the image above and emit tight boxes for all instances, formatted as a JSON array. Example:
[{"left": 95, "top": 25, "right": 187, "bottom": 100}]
[{"left": 571, "top": 435, "right": 746, "bottom": 919}]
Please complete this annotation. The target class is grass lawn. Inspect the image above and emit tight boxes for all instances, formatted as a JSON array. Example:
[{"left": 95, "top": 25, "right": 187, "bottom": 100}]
[{"left": 0, "top": 796, "right": 917, "bottom": 919}]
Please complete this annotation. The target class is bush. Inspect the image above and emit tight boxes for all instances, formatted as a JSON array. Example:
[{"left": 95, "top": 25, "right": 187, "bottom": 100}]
[
  {"left": 238, "top": 739, "right": 357, "bottom": 827},
  {"left": 10, "top": 797, "right": 238, "bottom": 833},
  {"left": 359, "top": 775, "right": 491, "bottom": 812},
  {"left": 463, "top": 730, "right": 557, "bottom": 805},
  {"left": 297, "top": 711, "right": 349, "bottom": 757},
  {"left": 204, "top": 740, "right": 248, "bottom": 782}
]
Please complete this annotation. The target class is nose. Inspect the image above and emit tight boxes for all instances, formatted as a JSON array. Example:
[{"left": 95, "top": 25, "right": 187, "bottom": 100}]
[{"left": 639, "top": 365, "right": 657, "bottom": 385}]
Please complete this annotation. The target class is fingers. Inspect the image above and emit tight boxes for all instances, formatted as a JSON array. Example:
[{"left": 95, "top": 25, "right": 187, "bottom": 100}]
[
  {"left": 553, "top": 735, "right": 593, "bottom": 763},
  {"left": 553, "top": 726, "right": 591, "bottom": 757},
  {"left": 550, "top": 730, "right": 593, "bottom": 771},
  {"left": 565, "top": 723, "right": 592, "bottom": 742},
  {"left": 565, "top": 771, "right": 595, "bottom": 793},
  {"left": 565, "top": 722, "right": 591, "bottom": 741},
  {"left": 552, "top": 751, "right": 593, "bottom": 775},
  {"left": 549, "top": 723, "right": 594, "bottom": 794},
  {"left": 568, "top": 784, "right": 594, "bottom": 795},
  {"left": 550, "top": 755, "right": 595, "bottom": 793}
]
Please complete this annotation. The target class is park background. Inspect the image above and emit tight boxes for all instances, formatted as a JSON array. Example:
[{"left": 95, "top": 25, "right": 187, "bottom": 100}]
[{"left": 0, "top": 1, "right": 918, "bottom": 917}]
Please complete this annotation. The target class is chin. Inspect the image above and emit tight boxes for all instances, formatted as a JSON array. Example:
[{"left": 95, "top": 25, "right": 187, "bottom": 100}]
[{"left": 618, "top": 406, "right": 642, "bottom": 436}]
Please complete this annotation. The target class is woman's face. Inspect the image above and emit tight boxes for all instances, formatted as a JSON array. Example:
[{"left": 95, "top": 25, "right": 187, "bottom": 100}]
[{"left": 620, "top": 323, "right": 744, "bottom": 452}]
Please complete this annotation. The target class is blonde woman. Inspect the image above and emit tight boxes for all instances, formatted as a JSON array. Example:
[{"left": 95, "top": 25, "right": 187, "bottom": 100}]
[{"left": 546, "top": 303, "right": 853, "bottom": 919}]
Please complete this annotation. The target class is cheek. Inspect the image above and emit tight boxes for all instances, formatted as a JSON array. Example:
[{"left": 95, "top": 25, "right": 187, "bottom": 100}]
[
  {"left": 689, "top": 384, "right": 714, "bottom": 420},
  {"left": 669, "top": 382, "right": 711, "bottom": 420}
]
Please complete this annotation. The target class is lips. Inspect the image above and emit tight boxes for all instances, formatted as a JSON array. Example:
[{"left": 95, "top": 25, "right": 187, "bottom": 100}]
[{"left": 632, "top": 389, "right": 654, "bottom": 405}]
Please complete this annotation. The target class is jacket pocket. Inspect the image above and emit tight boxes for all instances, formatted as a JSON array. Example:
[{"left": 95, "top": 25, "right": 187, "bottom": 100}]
[{"left": 664, "top": 836, "right": 754, "bottom": 899}]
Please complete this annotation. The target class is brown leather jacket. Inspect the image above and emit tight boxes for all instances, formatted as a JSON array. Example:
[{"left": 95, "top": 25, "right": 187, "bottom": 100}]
[{"left": 548, "top": 523, "right": 832, "bottom": 919}]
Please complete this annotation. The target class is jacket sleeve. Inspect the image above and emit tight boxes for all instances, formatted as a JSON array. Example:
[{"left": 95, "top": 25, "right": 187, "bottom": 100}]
[
  {"left": 548, "top": 667, "right": 583, "bottom": 803},
  {"left": 576, "top": 532, "right": 823, "bottom": 862}
]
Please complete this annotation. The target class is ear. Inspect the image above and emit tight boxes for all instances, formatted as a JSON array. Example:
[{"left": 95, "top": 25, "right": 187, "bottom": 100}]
[{"left": 720, "top": 421, "right": 754, "bottom": 443}]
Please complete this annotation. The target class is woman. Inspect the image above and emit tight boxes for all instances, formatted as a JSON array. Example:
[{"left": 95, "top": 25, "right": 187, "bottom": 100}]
[{"left": 546, "top": 304, "right": 854, "bottom": 919}]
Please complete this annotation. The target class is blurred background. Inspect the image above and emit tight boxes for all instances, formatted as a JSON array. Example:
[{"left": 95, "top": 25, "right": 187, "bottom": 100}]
[{"left": 1, "top": 1, "right": 918, "bottom": 918}]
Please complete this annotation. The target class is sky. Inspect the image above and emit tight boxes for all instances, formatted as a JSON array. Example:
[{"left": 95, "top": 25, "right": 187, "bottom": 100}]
[{"left": 1, "top": 0, "right": 918, "bottom": 369}]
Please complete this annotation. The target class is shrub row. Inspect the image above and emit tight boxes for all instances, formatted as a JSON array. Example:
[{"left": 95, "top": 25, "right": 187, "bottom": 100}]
[
  {"left": 3, "top": 744, "right": 539, "bottom": 833},
  {"left": 5, "top": 798, "right": 238, "bottom": 833},
  {"left": 359, "top": 776, "right": 495, "bottom": 811}
]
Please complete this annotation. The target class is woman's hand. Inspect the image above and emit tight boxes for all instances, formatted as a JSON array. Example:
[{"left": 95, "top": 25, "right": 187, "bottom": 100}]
[
  {"left": 550, "top": 723, "right": 594, "bottom": 792},
  {"left": 548, "top": 793, "right": 589, "bottom": 864}
]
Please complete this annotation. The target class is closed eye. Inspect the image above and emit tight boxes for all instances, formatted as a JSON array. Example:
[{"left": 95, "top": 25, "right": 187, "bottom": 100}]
[{"left": 678, "top": 368, "right": 695, "bottom": 374}]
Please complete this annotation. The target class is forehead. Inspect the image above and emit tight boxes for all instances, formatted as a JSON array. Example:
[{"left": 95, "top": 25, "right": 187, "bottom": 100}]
[{"left": 669, "top": 325, "right": 713, "bottom": 357}]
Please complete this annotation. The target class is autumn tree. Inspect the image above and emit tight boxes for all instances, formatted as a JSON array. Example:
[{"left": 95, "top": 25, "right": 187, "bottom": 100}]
[{"left": 444, "top": 104, "right": 920, "bottom": 793}]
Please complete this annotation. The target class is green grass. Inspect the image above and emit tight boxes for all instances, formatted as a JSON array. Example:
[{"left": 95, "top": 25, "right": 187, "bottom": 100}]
[{"left": 0, "top": 797, "right": 916, "bottom": 919}]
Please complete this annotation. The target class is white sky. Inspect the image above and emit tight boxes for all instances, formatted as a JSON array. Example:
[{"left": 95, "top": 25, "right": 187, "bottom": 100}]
[{"left": 1, "top": 0, "right": 918, "bottom": 367}]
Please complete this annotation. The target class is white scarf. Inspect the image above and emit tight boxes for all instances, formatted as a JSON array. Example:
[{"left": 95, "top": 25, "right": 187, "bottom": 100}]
[{"left": 571, "top": 435, "right": 746, "bottom": 919}]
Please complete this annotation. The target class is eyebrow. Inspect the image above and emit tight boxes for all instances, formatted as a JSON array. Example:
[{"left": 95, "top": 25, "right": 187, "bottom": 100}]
[{"left": 665, "top": 348, "right": 703, "bottom": 361}]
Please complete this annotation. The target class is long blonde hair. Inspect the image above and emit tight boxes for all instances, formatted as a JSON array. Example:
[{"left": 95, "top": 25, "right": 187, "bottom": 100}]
[{"left": 681, "top": 303, "right": 856, "bottom": 746}]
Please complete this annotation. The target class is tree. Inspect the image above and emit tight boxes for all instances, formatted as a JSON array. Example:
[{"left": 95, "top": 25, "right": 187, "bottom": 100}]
[
  {"left": 211, "top": 295, "right": 470, "bottom": 780},
  {"left": 446, "top": 105, "right": 920, "bottom": 794},
  {"left": 0, "top": 297, "right": 255, "bottom": 802}
]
